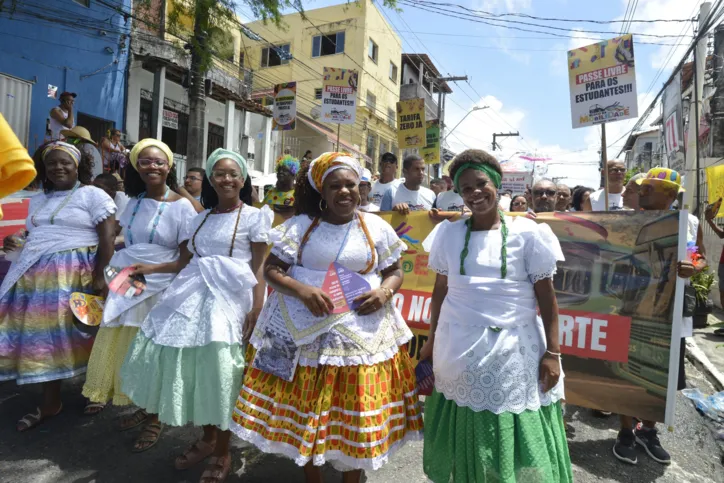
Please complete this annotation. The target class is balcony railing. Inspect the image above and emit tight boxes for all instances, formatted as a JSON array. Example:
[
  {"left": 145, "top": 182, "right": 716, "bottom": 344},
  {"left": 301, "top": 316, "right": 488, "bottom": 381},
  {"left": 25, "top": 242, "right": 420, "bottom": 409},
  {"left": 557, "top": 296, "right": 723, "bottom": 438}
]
[{"left": 400, "top": 83, "right": 438, "bottom": 120}]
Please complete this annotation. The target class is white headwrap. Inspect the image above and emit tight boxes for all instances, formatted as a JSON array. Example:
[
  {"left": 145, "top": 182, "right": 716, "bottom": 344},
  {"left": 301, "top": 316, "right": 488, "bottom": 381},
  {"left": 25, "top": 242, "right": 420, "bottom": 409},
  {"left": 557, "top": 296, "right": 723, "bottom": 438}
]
[
  {"left": 306, "top": 152, "right": 362, "bottom": 193},
  {"left": 42, "top": 141, "right": 81, "bottom": 166}
]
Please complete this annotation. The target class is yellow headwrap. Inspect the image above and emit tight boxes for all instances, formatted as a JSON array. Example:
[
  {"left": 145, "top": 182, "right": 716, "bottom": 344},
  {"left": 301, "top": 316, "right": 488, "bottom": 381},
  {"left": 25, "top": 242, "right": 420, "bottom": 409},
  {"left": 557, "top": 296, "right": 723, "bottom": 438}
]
[
  {"left": 307, "top": 152, "right": 361, "bottom": 193},
  {"left": 129, "top": 138, "right": 174, "bottom": 171}
]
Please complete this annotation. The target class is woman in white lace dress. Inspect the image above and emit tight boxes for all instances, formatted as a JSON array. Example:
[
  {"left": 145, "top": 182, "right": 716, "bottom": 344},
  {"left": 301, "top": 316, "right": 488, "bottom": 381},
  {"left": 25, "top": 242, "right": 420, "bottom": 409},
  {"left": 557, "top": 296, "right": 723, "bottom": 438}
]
[
  {"left": 81, "top": 139, "right": 196, "bottom": 450},
  {"left": 419, "top": 149, "right": 572, "bottom": 483},
  {"left": 0, "top": 141, "right": 116, "bottom": 431},
  {"left": 120, "top": 149, "right": 271, "bottom": 481},
  {"left": 229, "top": 153, "right": 423, "bottom": 483}
]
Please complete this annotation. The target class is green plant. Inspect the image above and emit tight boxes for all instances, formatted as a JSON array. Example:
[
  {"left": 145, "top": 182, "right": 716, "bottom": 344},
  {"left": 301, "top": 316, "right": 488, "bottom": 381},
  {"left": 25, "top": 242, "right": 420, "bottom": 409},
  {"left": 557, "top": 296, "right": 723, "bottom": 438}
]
[
  {"left": 624, "top": 167, "right": 642, "bottom": 185},
  {"left": 692, "top": 268, "right": 716, "bottom": 303}
]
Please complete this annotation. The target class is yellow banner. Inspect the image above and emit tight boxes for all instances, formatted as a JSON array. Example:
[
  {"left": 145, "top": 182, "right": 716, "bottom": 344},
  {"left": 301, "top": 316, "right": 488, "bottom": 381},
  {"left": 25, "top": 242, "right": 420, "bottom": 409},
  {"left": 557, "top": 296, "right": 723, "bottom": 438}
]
[
  {"left": 706, "top": 164, "right": 724, "bottom": 217},
  {"left": 420, "top": 120, "right": 440, "bottom": 165},
  {"left": 396, "top": 98, "right": 426, "bottom": 149}
]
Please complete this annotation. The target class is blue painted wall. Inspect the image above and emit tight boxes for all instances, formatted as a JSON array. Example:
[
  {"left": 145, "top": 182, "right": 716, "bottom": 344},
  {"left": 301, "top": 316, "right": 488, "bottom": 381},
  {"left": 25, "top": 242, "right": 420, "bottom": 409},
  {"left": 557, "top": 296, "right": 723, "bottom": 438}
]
[{"left": 0, "top": 0, "right": 130, "bottom": 151}]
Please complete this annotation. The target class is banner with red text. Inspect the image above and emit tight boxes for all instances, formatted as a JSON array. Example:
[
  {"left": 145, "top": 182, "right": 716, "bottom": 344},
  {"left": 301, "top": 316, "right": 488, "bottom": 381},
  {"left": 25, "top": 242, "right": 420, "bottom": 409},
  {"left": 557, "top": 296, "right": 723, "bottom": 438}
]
[{"left": 378, "top": 210, "right": 683, "bottom": 424}]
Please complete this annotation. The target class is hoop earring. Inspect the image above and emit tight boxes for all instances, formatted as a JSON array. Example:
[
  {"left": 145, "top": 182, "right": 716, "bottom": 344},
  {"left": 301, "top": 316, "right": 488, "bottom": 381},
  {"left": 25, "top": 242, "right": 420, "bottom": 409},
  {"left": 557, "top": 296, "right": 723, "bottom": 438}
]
[{"left": 319, "top": 199, "right": 327, "bottom": 211}]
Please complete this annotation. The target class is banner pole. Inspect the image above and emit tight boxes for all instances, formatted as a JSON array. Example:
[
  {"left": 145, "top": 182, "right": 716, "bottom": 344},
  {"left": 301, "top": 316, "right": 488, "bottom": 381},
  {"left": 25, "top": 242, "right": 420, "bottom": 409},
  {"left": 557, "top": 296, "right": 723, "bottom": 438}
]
[
  {"left": 336, "top": 124, "right": 340, "bottom": 152},
  {"left": 601, "top": 123, "right": 610, "bottom": 212}
]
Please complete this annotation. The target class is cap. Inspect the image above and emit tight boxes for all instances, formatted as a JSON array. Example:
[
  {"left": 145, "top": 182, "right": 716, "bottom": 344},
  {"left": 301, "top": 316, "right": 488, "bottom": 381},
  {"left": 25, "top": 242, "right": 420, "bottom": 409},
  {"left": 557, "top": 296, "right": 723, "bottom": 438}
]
[
  {"left": 360, "top": 168, "right": 372, "bottom": 183},
  {"left": 636, "top": 167, "right": 685, "bottom": 192}
]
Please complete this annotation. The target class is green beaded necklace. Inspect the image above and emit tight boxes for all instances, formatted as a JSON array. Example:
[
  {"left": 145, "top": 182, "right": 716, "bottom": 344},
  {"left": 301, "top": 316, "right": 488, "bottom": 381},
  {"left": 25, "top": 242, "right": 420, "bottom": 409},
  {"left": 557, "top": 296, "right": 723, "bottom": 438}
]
[{"left": 459, "top": 209, "right": 508, "bottom": 278}]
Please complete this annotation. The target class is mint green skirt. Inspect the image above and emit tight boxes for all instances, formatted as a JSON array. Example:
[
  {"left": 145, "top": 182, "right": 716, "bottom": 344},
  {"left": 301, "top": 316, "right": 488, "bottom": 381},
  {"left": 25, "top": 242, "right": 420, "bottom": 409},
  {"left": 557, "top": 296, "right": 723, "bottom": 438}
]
[
  {"left": 423, "top": 389, "right": 572, "bottom": 483},
  {"left": 120, "top": 333, "right": 245, "bottom": 431}
]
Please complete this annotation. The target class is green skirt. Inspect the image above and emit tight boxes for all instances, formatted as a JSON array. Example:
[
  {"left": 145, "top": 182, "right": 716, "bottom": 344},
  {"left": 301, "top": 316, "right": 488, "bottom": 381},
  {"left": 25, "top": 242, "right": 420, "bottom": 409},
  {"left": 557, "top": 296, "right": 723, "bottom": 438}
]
[
  {"left": 423, "top": 389, "right": 572, "bottom": 483},
  {"left": 120, "top": 333, "right": 245, "bottom": 431}
]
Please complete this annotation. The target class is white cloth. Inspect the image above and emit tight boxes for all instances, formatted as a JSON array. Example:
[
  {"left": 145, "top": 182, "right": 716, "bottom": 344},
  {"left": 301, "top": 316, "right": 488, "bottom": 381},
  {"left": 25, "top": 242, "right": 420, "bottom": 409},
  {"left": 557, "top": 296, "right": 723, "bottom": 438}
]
[
  {"left": 423, "top": 216, "right": 566, "bottom": 414},
  {"left": 250, "top": 213, "right": 412, "bottom": 367},
  {"left": 49, "top": 108, "right": 74, "bottom": 140},
  {"left": 140, "top": 205, "right": 273, "bottom": 348},
  {"left": 383, "top": 184, "right": 435, "bottom": 211},
  {"left": 358, "top": 203, "right": 380, "bottom": 212},
  {"left": 0, "top": 186, "right": 116, "bottom": 300},
  {"left": 589, "top": 188, "right": 624, "bottom": 211},
  {"left": 369, "top": 178, "right": 403, "bottom": 206},
  {"left": 682, "top": 213, "right": 699, "bottom": 338},
  {"left": 102, "top": 197, "right": 196, "bottom": 327},
  {"left": 115, "top": 192, "right": 130, "bottom": 215},
  {"left": 435, "top": 190, "right": 465, "bottom": 211},
  {"left": 498, "top": 196, "right": 512, "bottom": 212}
]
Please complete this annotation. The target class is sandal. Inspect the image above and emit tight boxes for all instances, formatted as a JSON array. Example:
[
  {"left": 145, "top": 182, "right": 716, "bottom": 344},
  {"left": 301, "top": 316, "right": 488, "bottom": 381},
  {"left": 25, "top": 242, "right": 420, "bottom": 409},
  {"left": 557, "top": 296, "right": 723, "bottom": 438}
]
[
  {"left": 16, "top": 403, "right": 63, "bottom": 432},
  {"left": 199, "top": 455, "right": 231, "bottom": 483},
  {"left": 131, "top": 421, "right": 163, "bottom": 453},
  {"left": 83, "top": 402, "right": 106, "bottom": 416},
  {"left": 118, "top": 408, "right": 148, "bottom": 432},
  {"left": 175, "top": 439, "right": 216, "bottom": 470}
]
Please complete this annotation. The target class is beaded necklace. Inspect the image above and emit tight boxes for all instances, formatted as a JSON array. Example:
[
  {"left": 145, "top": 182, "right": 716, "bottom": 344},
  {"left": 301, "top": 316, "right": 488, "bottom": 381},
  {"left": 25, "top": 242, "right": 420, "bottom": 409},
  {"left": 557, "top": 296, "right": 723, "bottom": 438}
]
[
  {"left": 459, "top": 209, "right": 508, "bottom": 278},
  {"left": 191, "top": 202, "right": 244, "bottom": 257},
  {"left": 126, "top": 187, "right": 170, "bottom": 246},
  {"left": 30, "top": 181, "right": 81, "bottom": 227},
  {"left": 297, "top": 212, "right": 376, "bottom": 274}
]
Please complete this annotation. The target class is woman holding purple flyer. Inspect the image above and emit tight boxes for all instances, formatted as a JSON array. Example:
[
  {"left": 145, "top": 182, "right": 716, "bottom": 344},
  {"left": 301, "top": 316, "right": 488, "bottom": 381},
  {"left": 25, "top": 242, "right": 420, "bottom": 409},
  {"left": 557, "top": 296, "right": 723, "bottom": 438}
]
[
  {"left": 419, "top": 149, "right": 572, "bottom": 482},
  {"left": 229, "top": 152, "right": 423, "bottom": 483}
]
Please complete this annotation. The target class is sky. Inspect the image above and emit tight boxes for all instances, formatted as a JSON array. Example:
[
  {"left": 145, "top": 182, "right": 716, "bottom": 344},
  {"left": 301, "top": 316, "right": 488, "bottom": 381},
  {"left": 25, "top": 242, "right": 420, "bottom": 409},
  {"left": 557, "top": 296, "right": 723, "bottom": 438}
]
[{"left": 241, "top": 0, "right": 706, "bottom": 188}]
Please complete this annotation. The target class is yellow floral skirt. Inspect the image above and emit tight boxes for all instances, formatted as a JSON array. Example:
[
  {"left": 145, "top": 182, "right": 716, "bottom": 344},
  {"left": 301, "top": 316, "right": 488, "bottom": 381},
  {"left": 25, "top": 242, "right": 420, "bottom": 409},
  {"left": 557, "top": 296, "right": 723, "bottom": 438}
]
[
  {"left": 229, "top": 347, "right": 424, "bottom": 471},
  {"left": 82, "top": 326, "right": 139, "bottom": 405}
]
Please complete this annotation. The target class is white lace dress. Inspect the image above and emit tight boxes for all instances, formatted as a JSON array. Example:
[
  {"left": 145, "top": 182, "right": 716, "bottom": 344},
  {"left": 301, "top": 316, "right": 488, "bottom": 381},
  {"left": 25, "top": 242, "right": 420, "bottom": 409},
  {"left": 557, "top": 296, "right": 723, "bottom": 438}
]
[{"left": 424, "top": 215, "right": 566, "bottom": 414}]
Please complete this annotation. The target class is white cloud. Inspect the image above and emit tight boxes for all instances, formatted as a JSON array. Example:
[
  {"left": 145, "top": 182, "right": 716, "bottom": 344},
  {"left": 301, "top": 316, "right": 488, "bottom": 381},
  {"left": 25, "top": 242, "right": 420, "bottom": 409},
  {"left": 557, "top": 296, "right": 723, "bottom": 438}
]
[{"left": 478, "top": 0, "right": 532, "bottom": 12}]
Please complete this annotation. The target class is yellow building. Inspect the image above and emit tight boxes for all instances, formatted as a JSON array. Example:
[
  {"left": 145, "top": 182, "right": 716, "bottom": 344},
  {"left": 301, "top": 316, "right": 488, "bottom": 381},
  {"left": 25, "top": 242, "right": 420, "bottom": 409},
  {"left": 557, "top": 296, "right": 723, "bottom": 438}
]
[{"left": 243, "top": 0, "right": 402, "bottom": 171}]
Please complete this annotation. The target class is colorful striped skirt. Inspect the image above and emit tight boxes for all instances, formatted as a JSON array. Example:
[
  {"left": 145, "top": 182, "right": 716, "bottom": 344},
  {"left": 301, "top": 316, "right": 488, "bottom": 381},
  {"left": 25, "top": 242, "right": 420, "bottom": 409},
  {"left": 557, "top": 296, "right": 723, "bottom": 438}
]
[
  {"left": 0, "top": 246, "right": 97, "bottom": 385},
  {"left": 229, "top": 348, "right": 424, "bottom": 471}
]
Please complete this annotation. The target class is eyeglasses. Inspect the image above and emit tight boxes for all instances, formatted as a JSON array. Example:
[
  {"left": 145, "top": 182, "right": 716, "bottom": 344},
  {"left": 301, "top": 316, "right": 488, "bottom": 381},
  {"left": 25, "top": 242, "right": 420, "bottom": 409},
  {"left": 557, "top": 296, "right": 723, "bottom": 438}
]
[
  {"left": 511, "top": 201, "right": 526, "bottom": 206},
  {"left": 533, "top": 189, "right": 557, "bottom": 197},
  {"left": 137, "top": 158, "right": 168, "bottom": 168},
  {"left": 608, "top": 168, "right": 626, "bottom": 174},
  {"left": 211, "top": 171, "right": 241, "bottom": 180},
  {"left": 184, "top": 175, "right": 202, "bottom": 182}
]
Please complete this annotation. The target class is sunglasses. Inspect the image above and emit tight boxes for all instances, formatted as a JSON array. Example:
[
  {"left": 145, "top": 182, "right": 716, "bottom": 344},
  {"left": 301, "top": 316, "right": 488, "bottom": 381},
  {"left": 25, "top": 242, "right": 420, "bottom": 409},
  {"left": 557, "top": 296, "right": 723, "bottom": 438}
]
[
  {"left": 511, "top": 201, "right": 526, "bottom": 206},
  {"left": 608, "top": 168, "right": 626, "bottom": 174},
  {"left": 137, "top": 158, "right": 168, "bottom": 168},
  {"left": 533, "top": 189, "right": 557, "bottom": 197}
]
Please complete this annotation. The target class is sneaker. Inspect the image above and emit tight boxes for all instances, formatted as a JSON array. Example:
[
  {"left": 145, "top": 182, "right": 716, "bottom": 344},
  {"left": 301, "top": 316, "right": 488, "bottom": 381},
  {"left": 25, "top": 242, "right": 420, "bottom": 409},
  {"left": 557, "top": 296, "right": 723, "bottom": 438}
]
[
  {"left": 612, "top": 429, "right": 638, "bottom": 465},
  {"left": 635, "top": 426, "right": 671, "bottom": 465},
  {"left": 592, "top": 410, "right": 612, "bottom": 418}
]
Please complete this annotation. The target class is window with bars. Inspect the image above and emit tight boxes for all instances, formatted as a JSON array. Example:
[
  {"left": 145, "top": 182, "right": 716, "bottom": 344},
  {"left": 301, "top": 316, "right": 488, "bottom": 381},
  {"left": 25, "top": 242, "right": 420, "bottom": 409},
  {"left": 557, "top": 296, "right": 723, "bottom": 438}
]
[
  {"left": 387, "top": 108, "right": 395, "bottom": 128},
  {"left": 389, "top": 62, "right": 398, "bottom": 83},
  {"left": 314, "top": 88, "right": 323, "bottom": 100},
  {"left": 368, "top": 39, "right": 378, "bottom": 63},
  {"left": 312, "top": 32, "right": 345, "bottom": 57},
  {"left": 366, "top": 133, "right": 377, "bottom": 159},
  {"left": 366, "top": 91, "right": 377, "bottom": 113}
]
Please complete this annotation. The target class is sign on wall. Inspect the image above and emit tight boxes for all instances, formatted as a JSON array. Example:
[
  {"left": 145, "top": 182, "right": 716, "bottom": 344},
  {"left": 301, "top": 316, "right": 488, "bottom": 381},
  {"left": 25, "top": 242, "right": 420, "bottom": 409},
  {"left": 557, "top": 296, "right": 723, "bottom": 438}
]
[
  {"left": 568, "top": 34, "right": 638, "bottom": 129},
  {"left": 663, "top": 73, "right": 684, "bottom": 171},
  {"left": 421, "top": 120, "right": 440, "bottom": 164},
  {"left": 162, "top": 109, "right": 178, "bottom": 130},
  {"left": 397, "top": 98, "right": 426, "bottom": 149},
  {"left": 321, "top": 67, "right": 357, "bottom": 124},
  {"left": 273, "top": 82, "right": 297, "bottom": 131}
]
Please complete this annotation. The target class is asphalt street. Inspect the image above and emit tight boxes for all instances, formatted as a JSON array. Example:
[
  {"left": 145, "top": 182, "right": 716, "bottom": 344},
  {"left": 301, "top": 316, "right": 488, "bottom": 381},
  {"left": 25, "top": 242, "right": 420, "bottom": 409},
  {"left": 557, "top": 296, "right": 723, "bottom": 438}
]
[{"left": 1, "top": 358, "right": 723, "bottom": 483}]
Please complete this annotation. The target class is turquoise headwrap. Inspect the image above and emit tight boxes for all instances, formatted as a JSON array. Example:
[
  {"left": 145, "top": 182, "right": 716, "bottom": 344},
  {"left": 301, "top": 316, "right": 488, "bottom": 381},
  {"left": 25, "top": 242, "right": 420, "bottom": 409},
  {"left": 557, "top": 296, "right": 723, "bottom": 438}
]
[
  {"left": 206, "top": 148, "right": 248, "bottom": 180},
  {"left": 453, "top": 162, "right": 502, "bottom": 193}
]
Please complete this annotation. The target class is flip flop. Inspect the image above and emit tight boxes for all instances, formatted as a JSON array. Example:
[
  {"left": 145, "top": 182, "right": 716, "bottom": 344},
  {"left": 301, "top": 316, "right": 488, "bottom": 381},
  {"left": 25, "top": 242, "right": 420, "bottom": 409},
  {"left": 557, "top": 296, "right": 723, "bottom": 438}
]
[
  {"left": 16, "top": 403, "right": 63, "bottom": 432},
  {"left": 200, "top": 455, "right": 231, "bottom": 483},
  {"left": 175, "top": 440, "right": 216, "bottom": 470},
  {"left": 83, "top": 402, "right": 106, "bottom": 416}
]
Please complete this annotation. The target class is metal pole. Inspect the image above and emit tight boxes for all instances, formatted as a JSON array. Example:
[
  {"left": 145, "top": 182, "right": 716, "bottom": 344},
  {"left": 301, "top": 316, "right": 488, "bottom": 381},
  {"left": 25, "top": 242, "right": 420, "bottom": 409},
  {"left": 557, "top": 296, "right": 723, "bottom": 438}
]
[
  {"left": 601, "top": 123, "right": 610, "bottom": 212},
  {"left": 694, "top": 32, "right": 702, "bottom": 216},
  {"left": 336, "top": 124, "right": 340, "bottom": 152}
]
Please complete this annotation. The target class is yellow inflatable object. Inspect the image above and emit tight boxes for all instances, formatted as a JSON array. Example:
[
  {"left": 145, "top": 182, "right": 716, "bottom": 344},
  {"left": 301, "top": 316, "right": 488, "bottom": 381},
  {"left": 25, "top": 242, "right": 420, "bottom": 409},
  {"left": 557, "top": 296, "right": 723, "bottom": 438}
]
[{"left": 0, "top": 114, "right": 36, "bottom": 220}]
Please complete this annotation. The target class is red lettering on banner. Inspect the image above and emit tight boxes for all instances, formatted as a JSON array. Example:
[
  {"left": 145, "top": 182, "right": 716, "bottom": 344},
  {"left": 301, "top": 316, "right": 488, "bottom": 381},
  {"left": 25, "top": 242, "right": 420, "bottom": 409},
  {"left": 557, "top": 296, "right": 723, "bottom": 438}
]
[
  {"left": 558, "top": 309, "right": 631, "bottom": 362},
  {"left": 414, "top": 255, "right": 429, "bottom": 276},
  {"left": 575, "top": 65, "right": 629, "bottom": 84},
  {"left": 394, "top": 289, "right": 432, "bottom": 330}
]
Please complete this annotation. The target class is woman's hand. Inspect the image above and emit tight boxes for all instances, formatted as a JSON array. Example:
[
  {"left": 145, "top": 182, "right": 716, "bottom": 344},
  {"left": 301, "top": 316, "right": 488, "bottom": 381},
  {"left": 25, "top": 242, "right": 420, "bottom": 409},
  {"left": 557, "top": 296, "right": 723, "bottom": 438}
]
[
  {"left": 419, "top": 335, "right": 434, "bottom": 362},
  {"left": 392, "top": 203, "right": 411, "bottom": 215},
  {"left": 3, "top": 235, "right": 22, "bottom": 251},
  {"left": 243, "top": 307, "right": 262, "bottom": 342},
  {"left": 128, "top": 263, "right": 157, "bottom": 276},
  {"left": 92, "top": 274, "right": 108, "bottom": 298},
  {"left": 353, "top": 288, "right": 390, "bottom": 316},
  {"left": 539, "top": 352, "right": 561, "bottom": 393},
  {"left": 298, "top": 286, "right": 334, "bottom": 317},
  {"left": 677, "top": 260, "right": 697, "bottom": 279}
]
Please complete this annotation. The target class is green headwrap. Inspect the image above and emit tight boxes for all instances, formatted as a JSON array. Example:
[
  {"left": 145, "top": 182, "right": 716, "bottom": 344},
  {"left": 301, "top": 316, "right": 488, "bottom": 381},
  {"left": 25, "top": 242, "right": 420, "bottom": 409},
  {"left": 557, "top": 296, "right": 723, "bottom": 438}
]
[
  {"left": 206, "top": 148, "right": 248, "bottom": 180},
  {"left": 453, "top": 162, "right": 502, "bottom": 193}
]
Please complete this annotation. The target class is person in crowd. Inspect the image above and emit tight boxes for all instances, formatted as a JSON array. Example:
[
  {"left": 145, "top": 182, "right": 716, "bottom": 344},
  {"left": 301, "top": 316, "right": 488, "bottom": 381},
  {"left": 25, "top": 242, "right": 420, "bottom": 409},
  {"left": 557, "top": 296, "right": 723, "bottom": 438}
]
[
  {"left": 229, "top": 152, "right": 423, "bottom": 482},
  {"left": 612, "top": 167, "right": 705, "bottom": 466},
  {"left": 302, "top": 150, "right": 313, "bottom": 162},
  {"left": 380, "top": 154, "right": 436, "bottom": 214},
  {"left": 510, "top": 194, "right": 528, "bottom": 212},
  {"left": 571, "top": 186, "right": 594, "bottom": 212},
  {"left": 0, "top": 141, "right": 116, "bottom": 430},
  {"left": 442, "top": 175, "right": 453, "bottom": 191},
  {"left": 556, "top": 183, "right": 572, "bottom": 211},
  {"left": 61, "top": 126, "right": 103, "bottom": 179},
  {"left": 369, "top": 152, "right": 402, "bottom": 206},
  {"left": 262, "top": 154, "right": 300, "bottom": 219},
  {"left": 531, "top": 178, "right": 559, "bottom": 213},
  {"left": 590, "top": 160, "right": 627, "bottom": 211},
  {"left": 358, "top": 168, "right": 380, "bottom": 212},
  {"left": 93, "top": 173, "right": 125, "bottom": 235},
  {"left": 120, "top": 148, "right": 271, "bottom": 480},
  {"left": 113, "top": 173, "right": 130, "bottom": 215},
  {"left": 419, "top": 149, "right": 571, "bottom": 482},
  {"left": 498, "top": 189, "right": 513, "bottom": 211},
  {"left": 434, "top": 184, "right": 466, "bottom": 212},
  {"left": 81, "top": 139, "right": 197, "bottom": 448},
  {"left": 184, "top": 168, "right": 205, "bottom": 202},
  {"left": 101, "top": 129, "right": 128, "bottom": 175},
  {"left": 430, "top": 178, "right": 447, "bottom": 197},
  {"left": 49, "top": 92, "right": 76, "bottom": 140},
  {"left": 622, "top": 173, "right": 645, "bottom": 211}
]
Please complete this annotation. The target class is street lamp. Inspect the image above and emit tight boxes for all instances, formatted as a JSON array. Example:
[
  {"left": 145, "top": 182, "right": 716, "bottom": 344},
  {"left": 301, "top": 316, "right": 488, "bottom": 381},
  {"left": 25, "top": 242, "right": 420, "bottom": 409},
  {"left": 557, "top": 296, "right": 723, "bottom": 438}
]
[{"left": 443, "top": 105, "right": 489, "bottom": 142}]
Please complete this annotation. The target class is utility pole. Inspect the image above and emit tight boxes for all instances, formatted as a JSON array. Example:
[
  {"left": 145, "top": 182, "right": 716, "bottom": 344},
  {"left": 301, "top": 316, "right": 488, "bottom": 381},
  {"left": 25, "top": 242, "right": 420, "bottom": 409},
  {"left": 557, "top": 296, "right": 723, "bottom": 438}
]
[
  {"left": 433, "top": 75, "right": 467, "bottom": 176},
  {"left": 492, "top": 132, "right": 519, "bottom": 151}
]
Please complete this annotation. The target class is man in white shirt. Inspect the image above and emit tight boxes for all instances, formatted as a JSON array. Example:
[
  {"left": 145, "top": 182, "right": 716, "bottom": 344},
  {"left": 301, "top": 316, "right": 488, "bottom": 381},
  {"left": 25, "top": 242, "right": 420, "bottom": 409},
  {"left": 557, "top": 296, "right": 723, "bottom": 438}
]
[
  {"left": 369, "top": 152, "right": 403, "bottom": 206},
  {"left": 380, "top": 154, "right": 435, "bottom": 213},
  {"left": 589, "top": 160, "right": 626, "bottom": 211},
  {"left": 430, "top": 178, "right": 447, "bottom": 197},
  {"left": 435, "top": 189, "right": 466, "bottom": 212},
  {"left": 49, "top": 92, "right": 76, "bottom": 140}
]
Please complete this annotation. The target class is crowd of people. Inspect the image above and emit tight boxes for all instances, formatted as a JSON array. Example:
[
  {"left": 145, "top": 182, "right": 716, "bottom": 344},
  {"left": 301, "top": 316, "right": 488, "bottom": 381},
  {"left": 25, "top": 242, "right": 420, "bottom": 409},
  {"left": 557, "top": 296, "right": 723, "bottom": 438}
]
[{"left": 0, "top": 136, "right": 704, "bottom": 482}]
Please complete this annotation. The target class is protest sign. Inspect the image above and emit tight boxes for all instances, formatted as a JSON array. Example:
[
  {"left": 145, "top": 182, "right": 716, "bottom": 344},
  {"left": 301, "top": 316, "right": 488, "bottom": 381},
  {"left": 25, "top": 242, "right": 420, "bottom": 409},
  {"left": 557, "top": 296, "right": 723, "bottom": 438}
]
[
  {"left": 397, "top": 99, "right": 426, "bottom": 149},
  {"left": 707, "top": 164, "right": 724, "bottom": 218},
  {"left": 272, "top": 82, "right": 297, "bottom": 131},
  {"left": 378, "top": 210, "right": 684, "bottom": 424},
  {"left": 501, "top": 172, "right": 532, "bottom": 194},
  {"left": 568, "top": 34, "right": 638, "bottom": 129},
  {"left": 421, "top": 120, "right": 440, "bottom": 164},
  {"left": 321, "top": 67, "right": 357, "bottom": 124}
]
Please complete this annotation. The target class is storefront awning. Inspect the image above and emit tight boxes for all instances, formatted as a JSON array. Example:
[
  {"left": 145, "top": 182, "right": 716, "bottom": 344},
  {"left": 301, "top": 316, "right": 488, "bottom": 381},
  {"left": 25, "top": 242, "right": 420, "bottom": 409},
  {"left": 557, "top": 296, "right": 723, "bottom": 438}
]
[{"left": 297, "top": 115, "right": 371, "bottom": 165}]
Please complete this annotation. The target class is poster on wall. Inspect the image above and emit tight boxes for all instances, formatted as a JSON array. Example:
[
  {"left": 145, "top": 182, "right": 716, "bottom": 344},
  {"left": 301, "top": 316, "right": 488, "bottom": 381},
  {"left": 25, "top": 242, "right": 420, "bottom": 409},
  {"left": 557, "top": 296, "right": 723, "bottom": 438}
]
[
  {"left": 397, "top": 98, "right": 426, "bottom": 149},
  {"left": 420, "top": 120, "right": 440, "bottom": 164},
  {"left": 273, "top": 82, "right": 297, "bottom": 131},
  {"left": 568, "top": 34, "right": 638, "bottom": 129},
  {"left": 321, "top": 67, "right": 357, "bottom": 124},
  {"left": 162, "top": 109, "right": 178, "bottom": 130},
  {"left": 47, "top": 85, "right": 58, "bottom": 99}
]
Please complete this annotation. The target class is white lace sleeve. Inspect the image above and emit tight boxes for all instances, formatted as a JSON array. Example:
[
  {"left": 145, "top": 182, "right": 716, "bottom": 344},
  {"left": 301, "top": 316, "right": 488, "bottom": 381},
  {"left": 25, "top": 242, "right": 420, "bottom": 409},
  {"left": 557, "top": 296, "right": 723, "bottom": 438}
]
[
  {"left": 174, "top": 198, "right": 200, "bottom": 244},
  {"left": 179, "top": 211, "right": 204, "bottom": 243},
  {"left": 426, "top": 220, "right": 449, "bottom": 275},
  {"left": 269, "top": 215, "right": 308, "bottom": 265},
  {"left": 250, "top": 204, "right": 274, "bottom": 243},
  {"left": 369, "top": 215, "right": 407, "bottom": 271},
  {"left": 84, "top": 186, "right": 117, "bottom": 225},
  {"left": 525, "top": 222, "right": 564, "bottom": 283}
]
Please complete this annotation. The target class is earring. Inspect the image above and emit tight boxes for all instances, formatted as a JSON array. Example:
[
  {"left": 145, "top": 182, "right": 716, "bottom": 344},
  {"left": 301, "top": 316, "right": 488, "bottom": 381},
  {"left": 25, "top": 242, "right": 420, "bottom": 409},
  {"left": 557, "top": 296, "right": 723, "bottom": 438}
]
[{"left": 319, "top": 199, "right": 327, "bottom": 211}]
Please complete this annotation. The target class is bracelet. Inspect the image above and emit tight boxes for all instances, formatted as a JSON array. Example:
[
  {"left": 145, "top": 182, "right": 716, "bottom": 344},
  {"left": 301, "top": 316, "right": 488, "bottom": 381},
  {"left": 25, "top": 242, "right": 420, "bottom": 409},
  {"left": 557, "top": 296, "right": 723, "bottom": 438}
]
[
  {"left": 545, "top": 350, "right": 562, "bottom": 358},
  {"left": 379, "top": 286, "right": 394, "bottom": 301}
]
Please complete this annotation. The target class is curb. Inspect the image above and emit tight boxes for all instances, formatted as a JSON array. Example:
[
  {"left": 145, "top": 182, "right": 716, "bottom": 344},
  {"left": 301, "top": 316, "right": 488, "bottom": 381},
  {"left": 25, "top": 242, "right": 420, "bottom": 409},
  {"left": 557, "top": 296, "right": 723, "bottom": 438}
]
[{"left": 685, "top": 338, "right": 724, "bottom": 392}]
